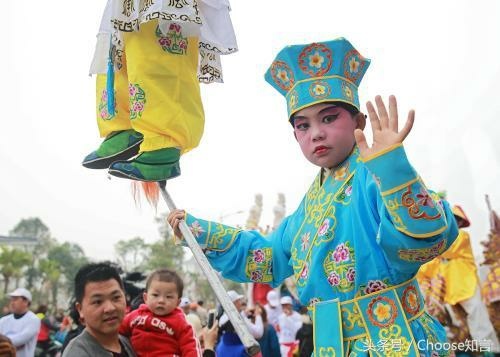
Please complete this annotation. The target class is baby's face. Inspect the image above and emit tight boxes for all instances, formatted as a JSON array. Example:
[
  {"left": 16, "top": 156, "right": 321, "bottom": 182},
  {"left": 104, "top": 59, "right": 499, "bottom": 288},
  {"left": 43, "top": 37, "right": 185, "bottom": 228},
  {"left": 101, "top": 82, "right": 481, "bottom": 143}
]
[
  {"left": 143, "top": 280, "right": 180, "bottom": 316},
  {"left": 292, "top": 103, "right": 361, "bottom": 169}
]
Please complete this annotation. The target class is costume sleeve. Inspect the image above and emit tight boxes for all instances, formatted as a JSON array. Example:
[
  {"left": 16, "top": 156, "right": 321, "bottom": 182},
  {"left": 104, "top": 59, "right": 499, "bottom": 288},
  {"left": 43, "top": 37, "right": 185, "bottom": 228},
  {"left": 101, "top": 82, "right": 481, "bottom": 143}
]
[
  {"left": 5, "top": 317, "right": 40, "bottom": 348},
  {"left": 243, "top": 314, "right": 264, "bottom": 339},
  {"left": 178, "top": 316, "right": 202, "bottom": 357},
  {"left": 362, "top": 144, "right": 459, "bottom": 275},
  {"left": 182, "top": 213, "right": 295, "bottom": 287}
]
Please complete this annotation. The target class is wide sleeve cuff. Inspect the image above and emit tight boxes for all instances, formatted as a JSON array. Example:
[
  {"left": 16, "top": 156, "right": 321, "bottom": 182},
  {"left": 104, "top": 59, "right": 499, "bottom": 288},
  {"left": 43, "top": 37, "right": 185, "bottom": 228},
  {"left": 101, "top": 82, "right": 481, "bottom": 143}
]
[
  {"left": 185, "top": 213, "right": 241, "bottom": 251},
  {"left": 364, "top": 144, "right": 448, "bottom": 238},
  {"left": 362, "top": 144, "right": 418, "bottom": 193}
]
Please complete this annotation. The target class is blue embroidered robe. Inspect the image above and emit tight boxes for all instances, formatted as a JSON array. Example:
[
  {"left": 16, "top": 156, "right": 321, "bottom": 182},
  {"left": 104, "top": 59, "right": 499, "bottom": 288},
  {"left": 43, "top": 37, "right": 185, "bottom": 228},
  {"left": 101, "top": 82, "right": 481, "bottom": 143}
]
[{"left": 185, "top": 144, "right": 458, "bottom": 356}]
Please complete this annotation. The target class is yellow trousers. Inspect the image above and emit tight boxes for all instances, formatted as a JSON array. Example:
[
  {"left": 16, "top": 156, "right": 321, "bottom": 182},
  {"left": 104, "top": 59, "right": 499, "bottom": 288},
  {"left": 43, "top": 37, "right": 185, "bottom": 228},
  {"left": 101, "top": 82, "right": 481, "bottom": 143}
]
[{"left": 96, "top": 20, "right": 204, "bottom": 154}]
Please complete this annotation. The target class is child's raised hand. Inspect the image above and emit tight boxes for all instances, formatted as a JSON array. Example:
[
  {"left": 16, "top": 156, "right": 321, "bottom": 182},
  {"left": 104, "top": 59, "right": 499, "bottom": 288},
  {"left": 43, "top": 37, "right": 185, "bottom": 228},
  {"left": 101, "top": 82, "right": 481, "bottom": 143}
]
[{"left": 354, "top": 95, "right": 414, "bottom": 159}]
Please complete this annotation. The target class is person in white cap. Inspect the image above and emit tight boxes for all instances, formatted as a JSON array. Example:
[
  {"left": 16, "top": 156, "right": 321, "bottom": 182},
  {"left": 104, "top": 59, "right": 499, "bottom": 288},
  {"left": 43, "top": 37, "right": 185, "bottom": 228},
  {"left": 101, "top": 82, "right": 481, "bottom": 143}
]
[
  {"left": 0, "top": 288, "right": 41, "bottom": 357},
  {"left": 277, "top": 296, "right": 302, "bottom": 357},
  {"left": 179, "top": 296, "right": 203, "bottom": 338},
  {"left": 264, "top": 290, "right": 282, "bottom": 329},
  {"left": 225, "top": 290, "right": 264, "bottom": 339}
]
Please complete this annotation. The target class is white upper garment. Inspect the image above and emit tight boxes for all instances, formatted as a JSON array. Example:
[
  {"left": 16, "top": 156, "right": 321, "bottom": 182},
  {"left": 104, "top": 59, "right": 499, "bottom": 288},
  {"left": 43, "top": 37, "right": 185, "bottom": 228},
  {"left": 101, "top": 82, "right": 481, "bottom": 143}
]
[
  {"left": 90, "top": 0, "right": 238, "bottom": 83},
  {"left": 277, "top": 311, "right": 303, "bottom": 344},
  {"left": 0, "top": 311, "right": 41, "bottom": 357}
]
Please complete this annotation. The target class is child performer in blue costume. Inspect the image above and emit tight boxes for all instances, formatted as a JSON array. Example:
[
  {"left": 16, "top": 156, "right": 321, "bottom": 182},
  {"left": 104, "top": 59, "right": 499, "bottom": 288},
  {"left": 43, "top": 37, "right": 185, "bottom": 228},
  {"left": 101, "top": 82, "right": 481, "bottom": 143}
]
[{"left": 168, "top": 38, "right": 459, "bottom": 356}]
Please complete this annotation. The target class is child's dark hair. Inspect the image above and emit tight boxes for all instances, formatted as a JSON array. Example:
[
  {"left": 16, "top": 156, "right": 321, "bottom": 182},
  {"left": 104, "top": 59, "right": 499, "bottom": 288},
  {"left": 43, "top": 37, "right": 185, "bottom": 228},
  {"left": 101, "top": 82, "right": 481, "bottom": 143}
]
[
  {"left": 74, "top": 262, "right": 124, "bottom": 303},
  {"left": 146, "top": 269, "right": 184, "bottom": 297}
]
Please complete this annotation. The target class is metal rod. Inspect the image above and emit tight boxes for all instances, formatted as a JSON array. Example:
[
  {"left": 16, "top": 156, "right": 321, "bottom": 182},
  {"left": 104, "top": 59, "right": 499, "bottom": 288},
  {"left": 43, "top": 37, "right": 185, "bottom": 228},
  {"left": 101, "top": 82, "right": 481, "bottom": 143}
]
[{"left": 158, "top": 181, "right": 261, "bottom": 356}]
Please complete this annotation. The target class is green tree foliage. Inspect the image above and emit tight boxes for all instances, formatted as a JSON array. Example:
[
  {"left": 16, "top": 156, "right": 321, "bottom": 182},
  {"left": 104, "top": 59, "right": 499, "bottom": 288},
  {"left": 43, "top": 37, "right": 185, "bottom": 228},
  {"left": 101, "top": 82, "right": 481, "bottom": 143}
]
[
  {"left": 47, "top": 242, "right": 88, "bottom": 294},
  {"left": 9, "top": 217, "right": 57, "bottom": 289},
  {"left": 0, "top": 247, "right": 31, "bottom": 294},
  {"left": 145, "top": 214, "right": 185, "bottom": 271},
  {"left": 38, "top": 259, "right": 61, "bottom": 308},
  {"left": 115, "top": 237, "right": 149, "bottom": 272},
  {"left": 3, "top": 218, "right": 90, "bottom": 309}
]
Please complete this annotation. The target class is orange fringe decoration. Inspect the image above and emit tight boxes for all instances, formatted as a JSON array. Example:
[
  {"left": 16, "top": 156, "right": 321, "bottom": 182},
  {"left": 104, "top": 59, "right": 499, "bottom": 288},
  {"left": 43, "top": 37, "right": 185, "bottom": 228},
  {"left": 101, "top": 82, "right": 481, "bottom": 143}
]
[{"left": 131, "top": 181, "right": 160, "bottom": 209}]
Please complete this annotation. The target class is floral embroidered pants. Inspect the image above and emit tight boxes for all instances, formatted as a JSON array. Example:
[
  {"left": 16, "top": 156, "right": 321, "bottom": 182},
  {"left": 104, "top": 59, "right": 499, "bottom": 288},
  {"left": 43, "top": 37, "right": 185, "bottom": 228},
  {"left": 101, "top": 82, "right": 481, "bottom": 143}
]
[{"left": 96, "top": 20, "right": 204, "bottom": 154}]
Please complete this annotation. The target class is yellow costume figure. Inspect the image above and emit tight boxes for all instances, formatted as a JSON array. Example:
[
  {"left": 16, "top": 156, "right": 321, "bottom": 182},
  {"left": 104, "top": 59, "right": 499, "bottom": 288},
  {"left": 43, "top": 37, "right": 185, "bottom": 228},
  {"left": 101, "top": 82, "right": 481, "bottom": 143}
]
[
  {"left": 418, "top": 205, "right": 500, "bottom": 352},
  {"left": 83, "top": 0, "right": 237, "bottom": 182}
]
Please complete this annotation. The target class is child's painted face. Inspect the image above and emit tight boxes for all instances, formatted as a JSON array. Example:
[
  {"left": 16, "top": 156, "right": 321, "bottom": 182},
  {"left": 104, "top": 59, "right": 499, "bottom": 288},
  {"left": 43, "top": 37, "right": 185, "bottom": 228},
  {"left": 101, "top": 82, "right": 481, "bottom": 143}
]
[
  {"left": 292, "top": 103, "right": 363, "bottom": 168},
  {"left": 143, "top": 280, "right": 180, "bottom": 316}
]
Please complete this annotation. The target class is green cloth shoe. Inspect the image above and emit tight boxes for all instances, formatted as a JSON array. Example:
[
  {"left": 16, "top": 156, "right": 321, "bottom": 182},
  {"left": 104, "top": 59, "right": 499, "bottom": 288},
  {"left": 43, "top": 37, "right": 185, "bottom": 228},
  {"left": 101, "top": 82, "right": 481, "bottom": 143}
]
[
  {"left": 82, "top": 130, "right": 144, "bottom": 169},
  {"left": 108, "top": 147, "right": 181, "bottom": 182}
]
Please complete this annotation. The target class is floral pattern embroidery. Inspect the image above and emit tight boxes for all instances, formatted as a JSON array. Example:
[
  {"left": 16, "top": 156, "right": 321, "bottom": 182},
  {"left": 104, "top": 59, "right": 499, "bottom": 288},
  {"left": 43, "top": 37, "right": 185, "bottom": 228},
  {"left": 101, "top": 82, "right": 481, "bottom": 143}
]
[
  {"left": 98, "top": 89, "right": 116, "bottom": 120},
  {"left": 300, "top": 232, "right": 310, "bottom": 252},
  {"left": 333, "top": 243, "right": 350, "bottom": 263},
  {"left": 416, "top": 187, "right": 435, "bottom": 208},
  {"left": 298, "top": 43, "right": 333, "bottom": 77},
  {"left": 323, "top": 241, "right": 356, "bottom": 293},
  {"left": 250, "top": 270, "right": 263, "bottom": 282},
  {"left": 309, "top": 80, "right": 331, "bottom": 99},
  {"left": 253, "top": 249, "right": 265, "bottom": 263},
  {"left": 367, "top": 296, "right": 398, "bottom": 328},
  {"left": 128, "top": 83, "right": 146, "bottom": 119},
  {"left": 245, "top": 247, "right": 272, "bottom": 283},
  {"left": 401, "top": 185, "right": 442, "bottom": 220},
  {"left": 189, "top": 221, "right": 205, "bottom": 238},
  {"left": 349, "top": 56, "right": 360, "bottom": 73},
  {"left": 318, "top": 219, "right": 330, "bottom": 237},
  {"left": 309, "top": 297, "right": 321, "bottom": 307},
  {"left": 402, "top": 285, "right": 421, "bottom": 316},
  {"left": 270, "top": 61, "right": 295, "bottom": 91},
  {"left": 287, "top": 90, "right": 299, "bottom": 112},
  {"left": 309, "top": 51, "right": 325, "bottom": 69},
  {"left": 342, "top": 81, "right": 354, "bottom": 102},
  {"left": 343, "top": 49, "right": 368, "bottom": 84},
  {"left": 156, "top": 24, "right": 188, "bottom": 55},
  {"left": 362, "top": 280, "right": 388, "bottom": 295},
  {"left": 327, "top": 271, "right": 340, "bottom": 286},
  {"left": 346, "top": 267, "right": 355, "bottom": 282},
  {"left": 334, "top": 172, "right": 355, "bottom": 205},
  {"left": 300, "top": 263, "right": 309, "bottom": 280}
]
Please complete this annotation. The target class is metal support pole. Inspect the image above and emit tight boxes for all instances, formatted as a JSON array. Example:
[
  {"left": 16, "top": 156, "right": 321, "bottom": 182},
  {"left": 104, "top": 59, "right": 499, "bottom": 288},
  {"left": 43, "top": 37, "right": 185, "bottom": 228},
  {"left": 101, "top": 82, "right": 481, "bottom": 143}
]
[{"left": 158, "top": 181, "right": 261, "bottom": 356}]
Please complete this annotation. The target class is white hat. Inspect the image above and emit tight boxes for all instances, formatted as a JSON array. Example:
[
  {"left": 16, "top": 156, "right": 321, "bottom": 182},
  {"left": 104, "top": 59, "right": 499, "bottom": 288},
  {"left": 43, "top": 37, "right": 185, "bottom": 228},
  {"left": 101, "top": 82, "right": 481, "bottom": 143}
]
[
  {"left": 8, "top": 288, "right": 32, "bottom": 302},
  {"left": 179, "top": 297, "right": 190, "bottom": 308},
  {"left": 227, "top": 290, "right": 244, "bottom": 303},
  {"left": 280, "top": 296, "right": 293, "bottom": 305},
  {"left": 266, "top": 290, "right": 280, "bottom": 307}
]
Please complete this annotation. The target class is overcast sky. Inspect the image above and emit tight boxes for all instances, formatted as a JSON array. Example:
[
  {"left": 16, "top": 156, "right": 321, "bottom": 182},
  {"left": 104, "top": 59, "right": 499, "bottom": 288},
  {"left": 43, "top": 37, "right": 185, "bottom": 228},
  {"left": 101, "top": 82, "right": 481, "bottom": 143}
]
[{"left": 2, "top": 0, "right": 499, "bottom": 263}]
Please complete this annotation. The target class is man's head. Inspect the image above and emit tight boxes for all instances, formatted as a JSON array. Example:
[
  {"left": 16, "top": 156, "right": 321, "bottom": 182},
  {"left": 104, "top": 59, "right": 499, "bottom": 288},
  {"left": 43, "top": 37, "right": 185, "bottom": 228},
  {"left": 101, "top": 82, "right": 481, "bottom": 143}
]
[
  {"left": 143, "top": 269, "right": 183, "bottom": 316},
  {"left": 227, "top": 290, "right": 244, "bottom": 312},
  {"left": 280, "top": 296, "right": 294, "bottom": 315},
  {"left": 8, "top": 288, "right": 32, "bottom": 315},
  {"left": 266, "top": 290, "right": 280, "bottom": 309},
  {"left": 74, "top": 262, "right": 126, "bottom": 339}
]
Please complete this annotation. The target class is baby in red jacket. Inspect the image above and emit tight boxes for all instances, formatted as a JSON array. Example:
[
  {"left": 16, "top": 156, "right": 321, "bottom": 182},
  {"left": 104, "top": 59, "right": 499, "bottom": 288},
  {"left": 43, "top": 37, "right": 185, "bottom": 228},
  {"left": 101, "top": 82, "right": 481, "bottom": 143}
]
[{"left": 120, "top": 269, "right": 202, "bottom": 356}]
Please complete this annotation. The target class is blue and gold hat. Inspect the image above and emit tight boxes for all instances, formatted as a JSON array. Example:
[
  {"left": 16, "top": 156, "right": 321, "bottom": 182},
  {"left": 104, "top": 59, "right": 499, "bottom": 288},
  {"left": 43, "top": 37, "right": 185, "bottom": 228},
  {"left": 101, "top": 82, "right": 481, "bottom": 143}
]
[{"left": 264, "top": 38, "right": 370, "bottom": 120}]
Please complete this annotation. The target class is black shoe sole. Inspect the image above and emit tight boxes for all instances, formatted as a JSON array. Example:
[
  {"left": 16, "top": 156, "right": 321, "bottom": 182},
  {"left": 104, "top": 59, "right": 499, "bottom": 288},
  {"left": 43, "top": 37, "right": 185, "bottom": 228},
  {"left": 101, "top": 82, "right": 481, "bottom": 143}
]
[
  {"left": 82, "top": 140, "right": 143, "bottom": 169},
  {"left": 107, "top": 168, "right": 181, "bottom": 182}
]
